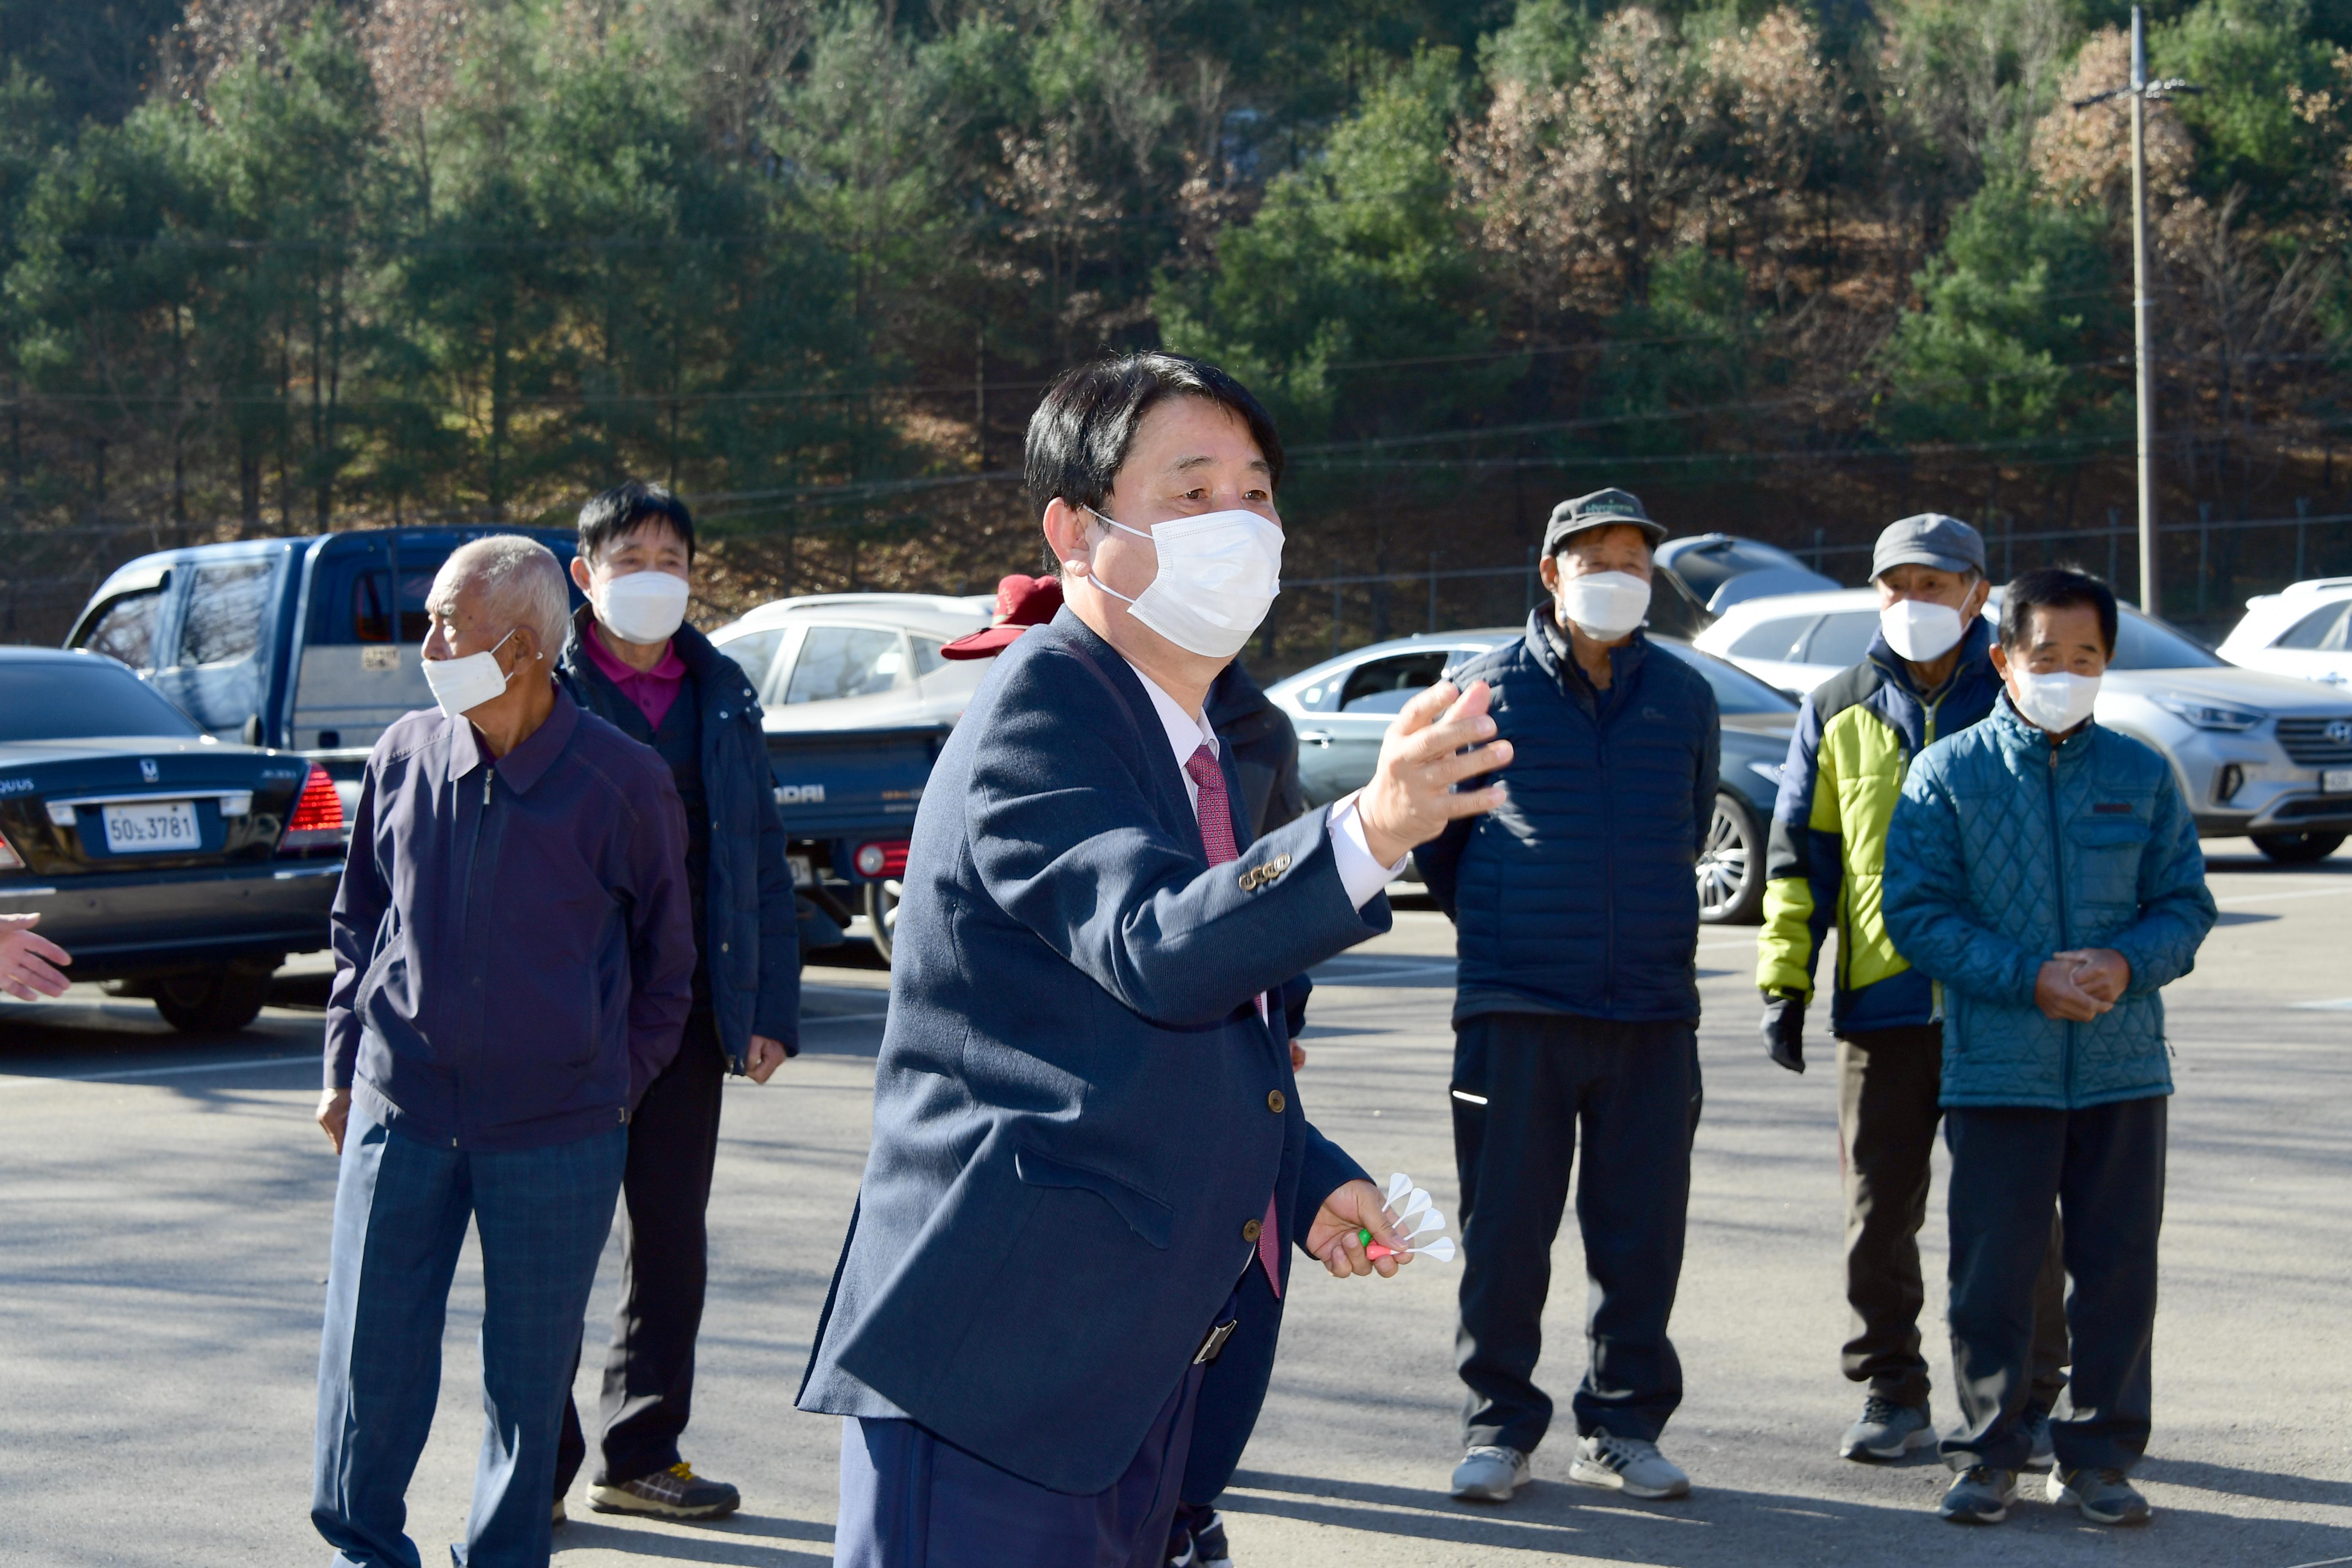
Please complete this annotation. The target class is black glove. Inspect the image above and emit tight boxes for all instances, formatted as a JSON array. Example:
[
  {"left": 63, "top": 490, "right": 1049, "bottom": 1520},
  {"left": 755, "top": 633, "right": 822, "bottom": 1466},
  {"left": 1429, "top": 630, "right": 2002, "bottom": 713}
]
[{"left": 1760, "top": 991, "right": 1806, "bottom": 1074}]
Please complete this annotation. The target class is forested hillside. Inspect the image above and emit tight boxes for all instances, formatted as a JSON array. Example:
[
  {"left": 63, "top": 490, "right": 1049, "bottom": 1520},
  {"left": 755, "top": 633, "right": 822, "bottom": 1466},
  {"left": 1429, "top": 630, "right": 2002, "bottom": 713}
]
[{"left": 3, "top": 0, "right": 2348, "bottom": 655}]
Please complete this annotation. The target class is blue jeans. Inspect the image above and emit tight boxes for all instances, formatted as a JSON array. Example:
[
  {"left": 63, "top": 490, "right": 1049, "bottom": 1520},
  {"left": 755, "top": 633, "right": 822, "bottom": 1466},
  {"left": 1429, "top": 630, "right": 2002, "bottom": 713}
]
[{"left": 312, "top": 1106, "right": 625, "bottom": 1568}]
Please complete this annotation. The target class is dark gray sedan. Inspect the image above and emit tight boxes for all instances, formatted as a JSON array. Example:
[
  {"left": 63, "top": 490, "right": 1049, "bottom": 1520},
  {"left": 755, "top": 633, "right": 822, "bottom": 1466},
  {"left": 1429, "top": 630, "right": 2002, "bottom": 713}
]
[
  {"left": 0, "top": 648, "right": 344, "bottom": 1031},
  {"left": 1264, "top": 629, "right": 1798, "bottom": 924}
]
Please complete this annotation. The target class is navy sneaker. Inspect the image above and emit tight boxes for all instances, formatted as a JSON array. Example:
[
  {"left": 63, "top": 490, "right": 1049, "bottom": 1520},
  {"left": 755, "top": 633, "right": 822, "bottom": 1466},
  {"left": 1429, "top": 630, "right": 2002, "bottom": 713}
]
[
  {"left": 588, "top": 1461, "right": 740, "bottom": 1520},
  {"left": 1165, "top": 1502, "right": 1233, "bottom": 1568},
  {"left": 1190, "top": 1508, "right": 1234, "bottom": 1568},
  {"left": 2049, "top": 1466, "right": 2151, "bottom": 1526},
  {"left": 1938, "top": 1465, "right": 2018, "bottom": 1524},
  {"left": 1840, "top": 1396, "right": 1934, "bottom": 1462}
]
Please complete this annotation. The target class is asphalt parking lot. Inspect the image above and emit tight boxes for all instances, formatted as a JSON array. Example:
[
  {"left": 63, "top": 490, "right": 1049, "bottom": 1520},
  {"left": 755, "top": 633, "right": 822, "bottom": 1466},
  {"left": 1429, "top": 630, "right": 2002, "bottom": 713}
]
[{"left": 4, "top": 846, "right": 2351, "bottom": 1568}]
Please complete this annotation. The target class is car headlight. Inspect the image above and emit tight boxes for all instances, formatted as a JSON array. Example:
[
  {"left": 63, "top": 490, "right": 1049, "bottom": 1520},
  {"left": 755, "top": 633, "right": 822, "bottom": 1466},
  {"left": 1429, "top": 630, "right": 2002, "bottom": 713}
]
[
  {"left": 2151, "top": 696, "right": 2264, "bottom": 732},
  {"left": 1748, "top": 760, "right": 1784, "bottom": 788}
]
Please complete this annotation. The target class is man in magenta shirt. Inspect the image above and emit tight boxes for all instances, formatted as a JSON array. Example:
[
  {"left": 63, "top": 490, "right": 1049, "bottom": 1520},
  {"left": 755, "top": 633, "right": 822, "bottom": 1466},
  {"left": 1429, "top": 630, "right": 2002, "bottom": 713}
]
[{"left": 550, "top": 483, "right": 801, "bottom": 1524}]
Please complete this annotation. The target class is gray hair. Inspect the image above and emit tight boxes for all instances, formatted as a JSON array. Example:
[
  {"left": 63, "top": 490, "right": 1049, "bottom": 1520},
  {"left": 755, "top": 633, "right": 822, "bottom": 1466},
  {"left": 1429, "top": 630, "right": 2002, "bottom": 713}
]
[{"left": 433, "top": 535, "right": 572, "bottom": 657}]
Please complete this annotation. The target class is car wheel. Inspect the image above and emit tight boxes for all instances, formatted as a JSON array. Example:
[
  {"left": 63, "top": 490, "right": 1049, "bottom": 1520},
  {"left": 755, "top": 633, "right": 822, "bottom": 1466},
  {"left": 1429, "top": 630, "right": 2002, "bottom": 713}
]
[
  {"left": 1698, "top": 792, "right": 1767, "bottom": 926},
  {"left": 863, "top": 879, "right": 903, "bottom": 963},
  {"left": 151, "top": 963, "right": 275, "bottom": 1034},
  {"left": 2251, "top": 830, "right": 2346, "bottom": 864}
]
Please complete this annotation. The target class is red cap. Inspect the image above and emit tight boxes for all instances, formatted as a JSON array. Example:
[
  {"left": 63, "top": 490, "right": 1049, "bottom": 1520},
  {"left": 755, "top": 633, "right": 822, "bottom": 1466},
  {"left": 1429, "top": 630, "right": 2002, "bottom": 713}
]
[{"left": 940, "top": 574, "right": 1064, "bottom": 660}]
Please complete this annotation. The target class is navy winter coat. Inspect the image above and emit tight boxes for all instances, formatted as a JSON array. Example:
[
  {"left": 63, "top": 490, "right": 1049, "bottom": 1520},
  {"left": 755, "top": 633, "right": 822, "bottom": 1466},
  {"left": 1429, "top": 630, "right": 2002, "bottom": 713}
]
[
  {"left": 557, "top": 609, "right": 801, "bottom": 1069},
  {"left": 1418, "top": 610, "right": 1720, "bottom": 1025}
]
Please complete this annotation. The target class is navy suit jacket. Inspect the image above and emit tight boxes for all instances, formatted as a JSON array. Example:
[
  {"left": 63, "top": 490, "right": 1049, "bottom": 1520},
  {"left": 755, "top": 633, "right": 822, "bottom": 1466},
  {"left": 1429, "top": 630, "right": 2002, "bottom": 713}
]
[{"left": 797, "top": 609, "right": 1388, "bottom": 1493}]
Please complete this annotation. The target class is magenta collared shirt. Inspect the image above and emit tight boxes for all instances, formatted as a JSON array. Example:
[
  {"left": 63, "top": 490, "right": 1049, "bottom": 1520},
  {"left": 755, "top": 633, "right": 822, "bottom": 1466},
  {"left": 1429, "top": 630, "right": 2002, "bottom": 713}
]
[{"left": 581, "top": 623, "right": 687, "bottom": 732}]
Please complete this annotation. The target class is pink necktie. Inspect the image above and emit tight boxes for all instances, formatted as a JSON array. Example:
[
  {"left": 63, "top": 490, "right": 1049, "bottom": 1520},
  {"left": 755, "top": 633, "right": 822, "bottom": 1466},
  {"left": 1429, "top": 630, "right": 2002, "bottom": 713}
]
[{"left": 1184, "top": 743, "right": 1283, "bottom": 1299}]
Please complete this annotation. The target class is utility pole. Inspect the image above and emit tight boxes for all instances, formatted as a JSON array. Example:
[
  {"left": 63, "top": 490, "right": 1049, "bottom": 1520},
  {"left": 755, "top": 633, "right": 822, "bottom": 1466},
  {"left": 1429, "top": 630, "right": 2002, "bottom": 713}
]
[{"left": 2074, "top": 6, "right": 2200, "bottom": 617}]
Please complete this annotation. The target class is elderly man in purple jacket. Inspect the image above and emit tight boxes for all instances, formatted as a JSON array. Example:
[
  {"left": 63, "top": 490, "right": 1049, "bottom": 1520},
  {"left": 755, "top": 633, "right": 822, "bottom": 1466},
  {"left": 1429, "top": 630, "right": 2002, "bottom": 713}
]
[{"left": 310, "top": 535, "right": 695, "bottom": 1568}]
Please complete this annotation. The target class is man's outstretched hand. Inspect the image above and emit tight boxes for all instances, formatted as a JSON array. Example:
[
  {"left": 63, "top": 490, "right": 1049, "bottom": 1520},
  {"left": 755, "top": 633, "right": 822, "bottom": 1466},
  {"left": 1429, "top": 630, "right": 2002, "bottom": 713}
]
[
  {"left": 1307, "top": 1178, "right": 1411, "bottom": 1279},
  {"left": 0, "top": 912, "right": 71, "bottom": 1002},
  {"left": 1356, "top": 681, "right": 1512, "bottom": 868}
]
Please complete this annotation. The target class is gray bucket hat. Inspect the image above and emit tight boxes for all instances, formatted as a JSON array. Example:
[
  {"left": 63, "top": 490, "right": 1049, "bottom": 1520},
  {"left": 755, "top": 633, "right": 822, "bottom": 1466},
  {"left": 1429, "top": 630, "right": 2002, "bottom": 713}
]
[
  {"left": 1544, "top": 488, "right": 1669, "bottom": 555},
  {"left": 1873, "top": 513, "right": 1986, "bottom": 579}
]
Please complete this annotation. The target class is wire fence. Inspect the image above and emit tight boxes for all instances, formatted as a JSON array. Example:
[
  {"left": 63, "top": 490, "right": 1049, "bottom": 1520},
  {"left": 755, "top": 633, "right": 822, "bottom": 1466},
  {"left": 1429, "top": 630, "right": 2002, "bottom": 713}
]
[{"left": 1272, "top": 503, "right": 2352, "bottom": 669}]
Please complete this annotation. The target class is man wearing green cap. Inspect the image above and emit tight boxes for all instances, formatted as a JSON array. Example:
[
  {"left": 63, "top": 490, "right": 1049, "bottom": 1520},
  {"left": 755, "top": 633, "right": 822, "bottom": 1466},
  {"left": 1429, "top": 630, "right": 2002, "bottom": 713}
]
[
  {"left": 1421, "top": 486, "right": 1718, "bottom": 1507},
  {"left": 1756, "top": 513, "right": 2067, "bottom": 1468}
]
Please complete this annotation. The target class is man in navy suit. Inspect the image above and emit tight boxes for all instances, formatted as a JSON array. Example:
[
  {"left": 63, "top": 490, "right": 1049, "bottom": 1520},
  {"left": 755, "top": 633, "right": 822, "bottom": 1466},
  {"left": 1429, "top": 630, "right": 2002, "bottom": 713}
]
[{"left": 797, "top": 352, "right": 1511, "bottom": 1567}]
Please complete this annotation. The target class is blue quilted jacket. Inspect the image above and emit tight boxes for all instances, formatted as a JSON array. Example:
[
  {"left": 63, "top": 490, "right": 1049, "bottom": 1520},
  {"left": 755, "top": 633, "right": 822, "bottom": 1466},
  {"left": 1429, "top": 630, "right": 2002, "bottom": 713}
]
[
  {"left": 1883, "top": 699, "right": 2216, "bottom": 1110},
  {"left": 1417, "top": 610, "right": 1720, "bottom": 1024}
]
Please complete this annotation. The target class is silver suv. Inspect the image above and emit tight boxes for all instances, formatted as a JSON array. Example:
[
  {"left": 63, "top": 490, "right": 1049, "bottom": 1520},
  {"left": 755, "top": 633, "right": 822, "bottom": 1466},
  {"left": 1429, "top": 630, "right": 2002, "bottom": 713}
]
[{"left": 1694, "top": 587, "right": 2352, "bottom": 862}]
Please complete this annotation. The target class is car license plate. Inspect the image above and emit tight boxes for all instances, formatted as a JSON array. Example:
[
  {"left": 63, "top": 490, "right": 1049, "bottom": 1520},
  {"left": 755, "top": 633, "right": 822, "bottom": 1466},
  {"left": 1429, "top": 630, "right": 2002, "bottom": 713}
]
[
  {"left": 2326, "top": 769, "right": 2352, "bottom": 795},
  {"left": 788, "top": 853, "right": 815, "bottom": 888},
  {"left": 101, "top": 799, "right": 200, "bottom": 853}
]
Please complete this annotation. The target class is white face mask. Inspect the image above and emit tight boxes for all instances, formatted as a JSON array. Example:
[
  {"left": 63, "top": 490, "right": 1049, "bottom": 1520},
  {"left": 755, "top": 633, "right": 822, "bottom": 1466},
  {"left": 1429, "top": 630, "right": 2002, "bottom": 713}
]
[
  {"left": 1880, "top": 598, "right": 1967, "bottom": 663},
  {"left": 2008, "top": 669, "right": 2101, "bottom": 734},
  {"left": 1084, "top": 506, "right": 1284, "bottom": 659},
  {"left": 422, "top": 629, "right": 522, "bottom": 720},
  {"left": 596, "top": 569, "right": 689, "bottom": 645},
  {"left": 1555, "top": 569, "right": 1652, "bottom": 640}
]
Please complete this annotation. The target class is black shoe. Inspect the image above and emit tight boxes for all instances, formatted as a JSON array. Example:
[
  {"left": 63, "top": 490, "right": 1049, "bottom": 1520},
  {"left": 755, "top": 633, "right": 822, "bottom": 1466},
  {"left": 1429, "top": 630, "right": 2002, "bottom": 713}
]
[
  {"left": 587, "top": 1461, "right": 741, "bottom": 1520},
  {"left": 1192, "top": 1509, "right": 1233, "bottom": 1568},
  {"left": 1165, "top": 1502, "right": 1232, "bottom": 1568},
  {"left": 1938, "top": 1465, "right": 2018, "bottom": 1524}
]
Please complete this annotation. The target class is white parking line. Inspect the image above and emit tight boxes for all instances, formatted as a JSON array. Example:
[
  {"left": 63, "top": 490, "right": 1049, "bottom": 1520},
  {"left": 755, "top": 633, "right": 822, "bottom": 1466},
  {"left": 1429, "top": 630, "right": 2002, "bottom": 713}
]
[
  {"left": 2215, "top": 883, "right": 2352, "bottom": 907},
  {"left": 3, "top": 1054, "right": 313, "bottom": 1086}
]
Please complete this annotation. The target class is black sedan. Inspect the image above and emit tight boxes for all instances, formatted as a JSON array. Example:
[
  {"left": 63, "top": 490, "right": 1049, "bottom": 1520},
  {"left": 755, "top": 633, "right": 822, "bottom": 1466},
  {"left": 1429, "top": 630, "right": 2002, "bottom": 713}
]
[
  {"left": 0, "top": 648, "right": 345, "bottom": 1031},
  {"left": 1265, "top": 628, "right": 1798, "bottom": 924}
]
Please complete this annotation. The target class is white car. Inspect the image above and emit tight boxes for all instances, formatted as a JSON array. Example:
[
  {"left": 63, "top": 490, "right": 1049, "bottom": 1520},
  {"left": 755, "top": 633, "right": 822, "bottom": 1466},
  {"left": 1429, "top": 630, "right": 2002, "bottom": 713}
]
[
  {"left": 1695, "top": 586, "right": 2352, "bottom": 862},
  {"left": 2217, "top": 577, "right": 2352, "bottom": 687},
  {"left": 708, "top": 592, "right": 994, "bottom": 730}
]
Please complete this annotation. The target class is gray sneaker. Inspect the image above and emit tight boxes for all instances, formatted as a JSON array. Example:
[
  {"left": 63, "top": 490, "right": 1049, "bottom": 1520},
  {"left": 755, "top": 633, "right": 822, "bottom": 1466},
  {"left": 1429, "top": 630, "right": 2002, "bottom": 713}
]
[
  {"left": 1937, "top": 1465, "right": 2018, "bottom": 1524},
  {"left": 1570, "top": 1430, "right": 1690, "bottom": 1500},
  {"left": 2022, "top": 1408, "right": 2055, "bottom": 1473},
  {"left": 2048, "top": 1466, "right": 2151, "bottom": 1526},
  {"left": 1840, "top": 1396, "right": 1935, "bottom": 1462},
  {"left": 1449, "top": 1445, "right": 1532, "bottom": 1502}
]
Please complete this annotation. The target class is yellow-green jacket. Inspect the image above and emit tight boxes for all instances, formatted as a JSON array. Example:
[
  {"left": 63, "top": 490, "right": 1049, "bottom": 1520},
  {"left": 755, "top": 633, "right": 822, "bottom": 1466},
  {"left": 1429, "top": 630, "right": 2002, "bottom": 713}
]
[{"left": 1756, "top": 619, "right": 2002, "bottom": 1033}]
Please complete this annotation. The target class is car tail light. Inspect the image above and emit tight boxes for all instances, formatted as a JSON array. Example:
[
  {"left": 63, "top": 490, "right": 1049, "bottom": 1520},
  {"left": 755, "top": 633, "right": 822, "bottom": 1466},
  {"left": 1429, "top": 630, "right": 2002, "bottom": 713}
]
[
  {"left": 854, "top": 839, "right": 910, "bottom": 879},
  {"left": 278, "top": 764, "right": 346, "bottom": 853},
  {"left": 0, "top": 829, "right": 20, "bottom": 871}
]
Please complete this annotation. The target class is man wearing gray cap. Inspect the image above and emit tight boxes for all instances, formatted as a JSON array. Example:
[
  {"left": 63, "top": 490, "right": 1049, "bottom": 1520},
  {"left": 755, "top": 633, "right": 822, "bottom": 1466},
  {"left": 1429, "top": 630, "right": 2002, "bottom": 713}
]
[
  {"left": 1756, "top": 514, "right": 2067, "bottom": 1467},
  {"left": 1419, "top": 487, "right": 1719, "bottom": 1506}
]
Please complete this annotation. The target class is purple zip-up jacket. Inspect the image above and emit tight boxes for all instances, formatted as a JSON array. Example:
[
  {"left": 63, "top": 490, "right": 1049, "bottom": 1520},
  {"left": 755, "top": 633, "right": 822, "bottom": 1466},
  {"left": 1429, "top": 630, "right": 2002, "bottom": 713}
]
[{"left": 324, "top": 688, "right": 696, "bottom": 1151}]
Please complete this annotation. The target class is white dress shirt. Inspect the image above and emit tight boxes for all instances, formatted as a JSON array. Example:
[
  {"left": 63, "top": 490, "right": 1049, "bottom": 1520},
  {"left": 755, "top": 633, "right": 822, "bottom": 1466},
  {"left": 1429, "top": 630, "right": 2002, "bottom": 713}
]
[{"left": 1128, "top": 664, "right": 1405, "bottom": 910}]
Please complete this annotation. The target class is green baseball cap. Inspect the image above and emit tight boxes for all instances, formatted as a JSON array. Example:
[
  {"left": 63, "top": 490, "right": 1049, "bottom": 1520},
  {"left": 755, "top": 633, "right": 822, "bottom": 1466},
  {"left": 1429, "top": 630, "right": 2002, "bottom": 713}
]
[{"left": 1544, "top": 488, "right": 1668, "bottom": 554}]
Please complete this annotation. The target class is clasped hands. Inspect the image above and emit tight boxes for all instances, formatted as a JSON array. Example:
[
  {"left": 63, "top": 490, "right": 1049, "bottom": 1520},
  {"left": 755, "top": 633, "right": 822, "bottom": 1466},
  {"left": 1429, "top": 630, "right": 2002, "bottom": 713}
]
[{"left": 2034, "top": 947, "right": 2131, "bottom": 1022}]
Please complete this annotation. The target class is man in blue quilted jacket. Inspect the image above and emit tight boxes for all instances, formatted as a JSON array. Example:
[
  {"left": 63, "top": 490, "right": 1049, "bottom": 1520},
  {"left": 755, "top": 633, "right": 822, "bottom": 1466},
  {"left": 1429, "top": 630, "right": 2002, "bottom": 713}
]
[
  {"left": 1418, "top": 488, "right": 1719, "bottom": 1506},
  {"left": 1884, "top": 568, "right": 2215, "bottom": 1530}
]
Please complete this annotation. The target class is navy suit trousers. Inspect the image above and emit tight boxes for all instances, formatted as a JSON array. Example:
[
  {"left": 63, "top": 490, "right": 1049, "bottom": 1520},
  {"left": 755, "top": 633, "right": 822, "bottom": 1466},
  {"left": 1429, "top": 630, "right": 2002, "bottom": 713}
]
[
  {"left": 834, "top": 1314, "right": 1219, "bottom": 1568},
  {"left": 312, "top": 1106, "right": 625, "bottom": 1568}
]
